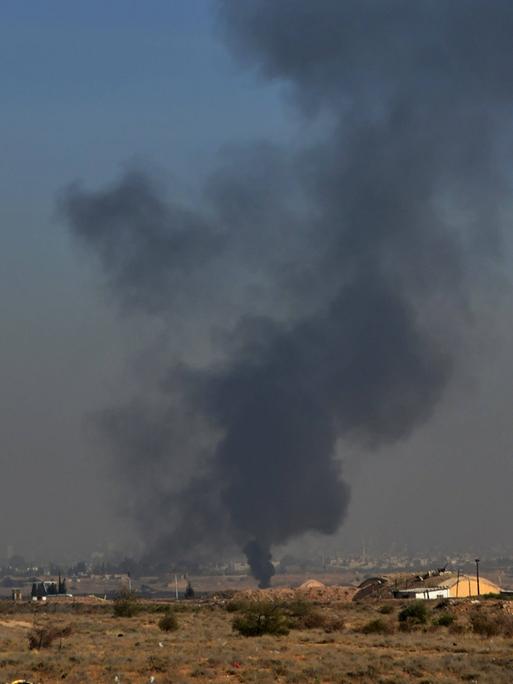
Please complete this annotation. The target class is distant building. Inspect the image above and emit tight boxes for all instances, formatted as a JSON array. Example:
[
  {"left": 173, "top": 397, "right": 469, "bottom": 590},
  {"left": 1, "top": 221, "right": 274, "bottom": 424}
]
[
  {"left": 395, "top": 574, "right": 500, "bottom": 600},
  {"left": 394, "top": 586, "right": 449, "bottom": 600},
  {"left": 31, "top": 575, "right": 70, "bottom": 601}
]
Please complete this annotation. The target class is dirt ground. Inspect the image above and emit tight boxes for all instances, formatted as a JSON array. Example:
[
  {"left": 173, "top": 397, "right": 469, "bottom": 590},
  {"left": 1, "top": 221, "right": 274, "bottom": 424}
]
[{"left": 1, "top": 598, "right": 513, "bottom": 683}]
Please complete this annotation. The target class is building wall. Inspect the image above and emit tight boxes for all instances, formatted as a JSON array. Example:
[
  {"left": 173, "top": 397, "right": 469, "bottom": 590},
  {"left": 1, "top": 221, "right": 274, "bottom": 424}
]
[
  {"left": 395, "top": 588, "right": 449, "bottom": 600},
  {"left": 448, "top": 576, "right": 500, "bottom": 598},
  {"left": 414, "top": 588, "right": 449, "bottom": 600}
]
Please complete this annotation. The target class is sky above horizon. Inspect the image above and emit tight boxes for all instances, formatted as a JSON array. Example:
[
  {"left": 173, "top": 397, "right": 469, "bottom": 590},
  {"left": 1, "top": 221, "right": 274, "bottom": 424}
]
[
  {"left": 1, "top": 0, "right": 292, "bottom": 561},
  {"left": 1, "top": 1, "right": 512, "bottom": 566}
]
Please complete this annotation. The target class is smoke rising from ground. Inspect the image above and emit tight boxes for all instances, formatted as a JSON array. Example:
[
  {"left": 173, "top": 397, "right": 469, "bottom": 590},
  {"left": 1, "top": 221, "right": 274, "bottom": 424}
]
[{"left": 61, "top": 1, "right": 512, "bottom": 586}]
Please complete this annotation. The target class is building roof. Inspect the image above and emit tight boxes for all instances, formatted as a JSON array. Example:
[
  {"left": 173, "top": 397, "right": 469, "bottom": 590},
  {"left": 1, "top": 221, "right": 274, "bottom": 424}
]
[
  {"left": 397, "top": 573, "right": 501, "bottom": 593},
  {"left": 397, "top": 586, "right": 448, "bottom": 593}
]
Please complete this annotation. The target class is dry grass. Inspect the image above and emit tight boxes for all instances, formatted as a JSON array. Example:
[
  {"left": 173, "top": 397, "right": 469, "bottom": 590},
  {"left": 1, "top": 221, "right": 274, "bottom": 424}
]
[
  {"left": 27, "top": 623, "right": 72, "bottom": 649},
  {"left": 0, "top": 599, "right": 512, "bottom": 682}
]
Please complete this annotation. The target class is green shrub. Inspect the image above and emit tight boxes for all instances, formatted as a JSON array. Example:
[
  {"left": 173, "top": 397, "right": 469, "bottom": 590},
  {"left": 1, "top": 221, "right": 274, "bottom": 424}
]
[
  {"left": 292, "top": 609, "right": 326, "bottom": 629},
  {"left": 232, "top": 602, "right": 290, "bottom": 637},
  {"left": 279, "top": 600, "right": 343, "bottom": 633},
  {"left": 226, "top": 598, "right": 251, "bottom": 613},
  {"left": 230, "top": 598, "right": 343, "bottom": 635},
  {"left": 470, "top": 609, "right": 513, "bottom": 637},
  {"left": 284, "top": 600, "right": 311, "bottom": 617},
  {"left": 285, "top": 601, "right": 324, "bottom": 630},
  {"left": 378, "top": 604, "right": 394, "bottom": 614},
  {"left": 432, "top": 612, "right": 455, "bottom": 627},
  {"left": 398, "top": 601, "right": 428, "bottom": 625},
  {"left": 295, "top": 610, "right": 344, "bottom": 632},
  {"left": 113, "top": 591, "right": 139, "bottom": 618},
  {"left": 158, "top": 610, "right": 179, "bottom": 632},
  {"left": 147, "top": 655, "right": 169, "bottom": 671},
  {"left": 470, "top": 611, "right": 501, "bottom": 637},
  {"left": 322, "top": 614, "right": 345, "bottom": 633},
  {"left": 361, "top": 618, "right": 394, "bottom": 635}
]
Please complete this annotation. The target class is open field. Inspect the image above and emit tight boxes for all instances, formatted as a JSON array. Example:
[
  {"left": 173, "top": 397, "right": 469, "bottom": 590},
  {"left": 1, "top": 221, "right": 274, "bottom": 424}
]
[{"left": 1, "top": 597, "right": 513, "bottom": 683}]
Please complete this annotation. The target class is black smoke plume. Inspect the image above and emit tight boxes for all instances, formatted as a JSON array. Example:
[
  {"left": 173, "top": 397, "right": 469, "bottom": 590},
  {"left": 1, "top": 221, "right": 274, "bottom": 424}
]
[
  {"left": 61, "top": 1, "right": 511, "bottom": 586},
  {"left": 244, "top": 541, "right": 275, "bottom": 589}
]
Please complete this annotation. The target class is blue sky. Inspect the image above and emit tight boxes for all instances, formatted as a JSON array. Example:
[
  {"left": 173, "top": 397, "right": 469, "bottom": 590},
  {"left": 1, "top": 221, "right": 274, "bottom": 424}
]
[
  {"left": 1, "top": 0, "right": 290, "bottom": 191},
  {"left": 0, "top": 1, "right": 293, "bottom": 560}
]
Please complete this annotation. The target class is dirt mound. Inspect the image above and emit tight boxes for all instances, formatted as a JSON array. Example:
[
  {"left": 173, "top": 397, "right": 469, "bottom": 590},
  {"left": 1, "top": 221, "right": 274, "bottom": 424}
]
[
  {"left": 232, "top": 584, "right": 357, "bottom": 604},
  {"left": 297, "top": 584, "right": 357, "bottom": 602},
  {"left": 299, "top": 579, "right": 326, "bottom": 590}
]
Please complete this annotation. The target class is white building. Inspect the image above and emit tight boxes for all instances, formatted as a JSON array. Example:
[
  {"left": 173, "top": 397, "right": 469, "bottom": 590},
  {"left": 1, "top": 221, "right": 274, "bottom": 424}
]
[{"left": 394, "top": 586, "right": 449, "bottom": 600}]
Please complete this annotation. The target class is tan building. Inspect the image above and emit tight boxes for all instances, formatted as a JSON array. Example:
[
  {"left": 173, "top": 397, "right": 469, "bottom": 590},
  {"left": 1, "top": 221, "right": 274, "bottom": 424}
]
[
  {"left": 395, "top": 573, "right": 501, "bottom": 600},
  {"left": 445, "top": 574, "right": 500, "bottom": 598}
]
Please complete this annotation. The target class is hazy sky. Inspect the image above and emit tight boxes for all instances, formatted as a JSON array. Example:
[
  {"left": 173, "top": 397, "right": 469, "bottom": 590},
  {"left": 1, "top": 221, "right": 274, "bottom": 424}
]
[
  {"left": 0, "top": 0, "right": 292, "bottom": 561},
  {"left": 1, "top": 1, "right": 512, "bottom": 564}
]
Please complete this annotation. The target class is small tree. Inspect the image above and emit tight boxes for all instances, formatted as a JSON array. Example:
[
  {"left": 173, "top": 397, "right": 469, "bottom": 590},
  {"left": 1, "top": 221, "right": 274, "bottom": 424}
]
[
  {"left": 184, "top": 580, "right": 195, "bottom": 599},
  {"left": 433, "top": 613, "right": 455, "bottom": 627},
  {"left": 379, "top": 604, "right": 394, "bottom": 615},
  {"left": 113, "top": 590, "right": 139, "bottom": 618},
  {"left": 28, "top": 624, "right": 72, "bottom": 649},
  {"left": 232, "top": 602, "right": 290, "bottom": 637},
  {"left": 361, "top": 618, "right": 394, "bottom": 635},
  {"left": 158, "top": 610, "right": 179, "bottom": 632}
]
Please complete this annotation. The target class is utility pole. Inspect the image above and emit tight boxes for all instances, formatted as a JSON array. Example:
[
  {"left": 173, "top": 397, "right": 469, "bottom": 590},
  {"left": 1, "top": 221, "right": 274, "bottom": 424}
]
[
  {"left": 175, "top": 574, "right": 179, "bottom": 600},
  {"left": 475, "top": 558, "right": 480, "bottom": 597}
]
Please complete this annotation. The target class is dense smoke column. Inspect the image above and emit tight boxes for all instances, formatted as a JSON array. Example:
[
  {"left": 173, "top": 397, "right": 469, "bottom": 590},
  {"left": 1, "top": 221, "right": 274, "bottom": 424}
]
[
  {"left": 62, "top": 1, "right": 512, "bottom": 585},
  {"left": 244, "top": 541, "right": 275, "bottom": 588},
  {"left": 188, "top": 276, "right": 450, "bottom": 583}
]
